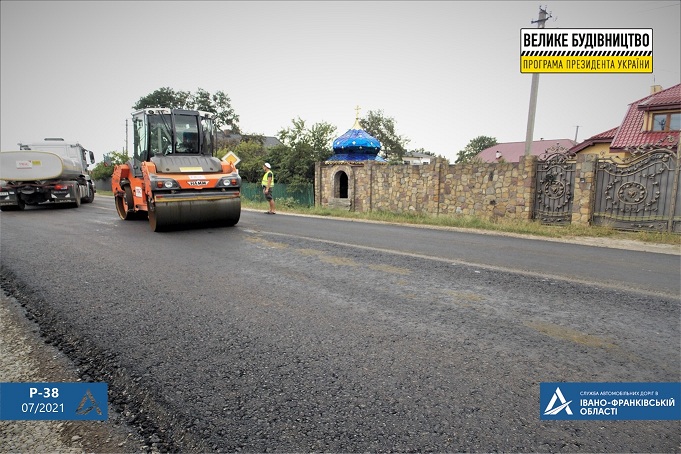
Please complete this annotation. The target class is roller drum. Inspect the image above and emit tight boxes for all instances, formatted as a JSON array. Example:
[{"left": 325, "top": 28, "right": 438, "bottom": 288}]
[{"left": 149, "top": 197, "right": 240, "bottom": 232}]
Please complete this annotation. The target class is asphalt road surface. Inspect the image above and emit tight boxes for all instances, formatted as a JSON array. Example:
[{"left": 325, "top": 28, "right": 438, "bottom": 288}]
[{"left": 1, "top": 197, "right": 679, "bottom": 452}]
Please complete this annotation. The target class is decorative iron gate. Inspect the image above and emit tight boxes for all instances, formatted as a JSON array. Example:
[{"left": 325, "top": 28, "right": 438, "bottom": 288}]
[
  {"left": 592, "top": 138, "right": 680, "bottom": 233},
  {"left": 533, "top": 144, "right": 576, "bottom": 225}
]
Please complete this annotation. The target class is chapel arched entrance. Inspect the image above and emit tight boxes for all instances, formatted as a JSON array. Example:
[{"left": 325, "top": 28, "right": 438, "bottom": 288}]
[{"left": 334, "top": 171, "right": 349, "bottom": 199}]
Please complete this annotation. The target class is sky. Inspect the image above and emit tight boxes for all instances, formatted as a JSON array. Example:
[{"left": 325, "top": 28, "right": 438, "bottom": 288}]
[{"left": 1, "top": 1, "right": 679, "bottom": 164}]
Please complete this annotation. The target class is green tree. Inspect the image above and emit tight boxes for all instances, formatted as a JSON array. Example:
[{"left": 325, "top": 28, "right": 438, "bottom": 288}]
[
  {"left": 455, "top": 136, "right": 498, "bottom": 164},
  {"left": 189, "top": 88, "right": 241, "bottom": 133},
  {"left": 273, "top": 118, "right": 336, "bottom": 188},
  {"left": 267, "top": 143, "right": 313, "bottom": 191},
  {"left": 133, "top": 87, "right": 190, "bottom": 110},
  {"left": 133, "top": 87, "right": 240, "bottom": 132},
  {"left": 90, "top": 150, "right": 130, "bottom": 180},
  {"left": 217, "top": 138, "right": 268, "bottom": 183},
  {"left": 407, "top": 147, "right": 448, "bottom": 164},
  {"left": 360, "top": 110, "right": 409, "bottom": 163},
  {"left": 278, "top": 117, "right": 336, "bottom": 161},
  {"left": 409, "top": 147, "right": 437, "bottom": 157}
]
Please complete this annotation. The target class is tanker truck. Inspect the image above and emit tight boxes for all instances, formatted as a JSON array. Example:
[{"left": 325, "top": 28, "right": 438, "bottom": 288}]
[
  {"left": 111, "top": 108, "right": 241, "bottom": 231},
  {"left": 0, "top": 138, "right": 96, "bottom": 211}
]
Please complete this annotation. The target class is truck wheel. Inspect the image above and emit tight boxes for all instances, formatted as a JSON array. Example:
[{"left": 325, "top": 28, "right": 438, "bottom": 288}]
[
  {"left": 115, "top": 186, "right": 135, "bottom": 220},
  {"left": 83, "top": 184, "right": 95, "bottom": 203},
  {"left": 71, "top": 192, "right": 81, "bottom": 208}
]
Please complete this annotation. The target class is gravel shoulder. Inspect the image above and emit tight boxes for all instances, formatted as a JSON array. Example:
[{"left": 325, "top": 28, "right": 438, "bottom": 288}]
[{"left": 0, "top": 291, "right": 147, "bottom": 454}]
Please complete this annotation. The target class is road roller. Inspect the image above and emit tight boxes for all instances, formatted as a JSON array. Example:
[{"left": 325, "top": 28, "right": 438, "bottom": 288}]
[{"left": 112, "top": 108, "right": 241, "bottom": 231}]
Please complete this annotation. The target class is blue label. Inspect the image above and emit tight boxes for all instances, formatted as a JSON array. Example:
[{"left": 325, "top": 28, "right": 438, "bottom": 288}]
[
  {"left": 0, "top": 382, "right": 108, "bottom": 421},
  {"left": 540, "top": 382, "right": 681, "bottom": 420}
]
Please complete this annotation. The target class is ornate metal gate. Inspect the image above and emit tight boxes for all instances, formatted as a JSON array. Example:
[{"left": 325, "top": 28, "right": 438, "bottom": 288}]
[
  {"left": 533, "top": 144, "right": 576, "bottom": 225},
  {"left": 592, "top": 137, "right": 680, "bottom": 232}
]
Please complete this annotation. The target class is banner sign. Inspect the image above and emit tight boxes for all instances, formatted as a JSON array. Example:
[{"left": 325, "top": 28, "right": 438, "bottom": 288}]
[
  {"left": 0, "top": 382, "right": 108, "bottom": 421},
  {"left": 521, "top": 28, "right": 653, "bottom": 73},
  {"left": 540, "top": 382, "right": 680, "bottom": 420}
]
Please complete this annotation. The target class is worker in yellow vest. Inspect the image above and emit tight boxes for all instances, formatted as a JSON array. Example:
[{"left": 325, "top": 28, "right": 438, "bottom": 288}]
[{"left": 262, "top": 162, "right": 275, "bottom": 214}]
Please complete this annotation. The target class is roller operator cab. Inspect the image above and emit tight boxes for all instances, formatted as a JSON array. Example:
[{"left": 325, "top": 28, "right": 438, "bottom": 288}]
[{"left": 112, "top": 108, "right": 241, "bottom": 231}]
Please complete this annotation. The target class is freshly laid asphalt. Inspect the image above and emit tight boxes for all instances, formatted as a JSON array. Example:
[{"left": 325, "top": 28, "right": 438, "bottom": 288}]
[{"left": 1, "top": 199, "right": 679, "bottom": 452}]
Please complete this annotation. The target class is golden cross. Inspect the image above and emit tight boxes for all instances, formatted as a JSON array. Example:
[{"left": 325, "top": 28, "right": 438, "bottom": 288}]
[{"left": 355, "top": 105, "right": 361, "bottom": 120}]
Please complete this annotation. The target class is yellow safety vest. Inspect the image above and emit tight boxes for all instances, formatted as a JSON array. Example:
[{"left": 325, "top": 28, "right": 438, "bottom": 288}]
[{"left": 261, "top": 170, "right": 274, "bottom": 187}]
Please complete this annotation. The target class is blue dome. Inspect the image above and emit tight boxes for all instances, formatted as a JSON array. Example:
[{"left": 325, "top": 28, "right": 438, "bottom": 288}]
[
  {"left": 332, "top": 119, "right": 381, "bottom": 154},
  {"left": 326, "top": 153, "right": 386, "bottom": 162}
]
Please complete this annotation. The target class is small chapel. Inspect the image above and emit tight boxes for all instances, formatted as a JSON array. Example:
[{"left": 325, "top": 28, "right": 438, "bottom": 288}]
[{"left": 314, "top": 108, "right": 386, "bottom": 211}]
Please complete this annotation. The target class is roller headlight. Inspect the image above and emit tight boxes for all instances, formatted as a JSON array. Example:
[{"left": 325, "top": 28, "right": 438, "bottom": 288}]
[
  {"left": 151, "top": 177, "right": 179, "bottom": 189},
  {"left": 220, "top": 177, "right": 240, "bottom": 187}
]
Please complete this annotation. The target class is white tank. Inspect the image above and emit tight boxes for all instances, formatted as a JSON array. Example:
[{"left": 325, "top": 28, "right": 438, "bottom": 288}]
[{"left": 0, "top": 150, "right": 83, "bottom": 181}]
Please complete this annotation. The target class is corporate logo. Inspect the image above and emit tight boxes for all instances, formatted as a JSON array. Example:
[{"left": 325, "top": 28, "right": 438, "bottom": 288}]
[
  {"left": 75, "top": 389, "right": 103, "bottom": 416},
  {"left": 543, "top": 386, "right": 573, "bottom": 416},
  {"left": 540, "top": 382, "right": 680, "bottom": 420}
]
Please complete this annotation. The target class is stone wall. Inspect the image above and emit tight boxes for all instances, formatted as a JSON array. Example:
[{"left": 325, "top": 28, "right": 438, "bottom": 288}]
[
  {"left": 315, "top": 154, "right": 598, "bottom": 226},
  {"left": 316, "top": 157, "right": 537, "bottom": 222}
]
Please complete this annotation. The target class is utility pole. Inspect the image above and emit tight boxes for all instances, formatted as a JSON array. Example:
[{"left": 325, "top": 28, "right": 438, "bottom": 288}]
[
  {"left": 524, "top": 6, "right": 551, "bottom": 156},
  {"left": 574, "top": 125, "right": 580, "bottom": 142},
  {"left": 125, "top": 119, "right": 129, "bottom": 155}
]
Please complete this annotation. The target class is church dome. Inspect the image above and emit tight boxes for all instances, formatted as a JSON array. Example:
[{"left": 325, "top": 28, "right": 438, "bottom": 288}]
[{"left": 329, "top": 118, "right": 384, "bottom": 162}]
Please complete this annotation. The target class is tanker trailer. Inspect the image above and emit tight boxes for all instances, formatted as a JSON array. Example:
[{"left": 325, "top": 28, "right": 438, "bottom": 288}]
[{"left": 0, "top": 138, "right": 96, "bottom": 211}]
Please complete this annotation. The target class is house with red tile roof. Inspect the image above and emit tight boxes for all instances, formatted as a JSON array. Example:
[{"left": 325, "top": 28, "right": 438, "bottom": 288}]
[
  {"left": 570, "top": 84, "right": 680, "bottom": 157},
  {"left": 477, "top": 84, "right": 680, "bottom": 163},
  {"left": 477, "top": 138, "right": 577, "bottom": 163},
  {"left": 568, "top": 127, "right": 619, "bottom": 158},
  {"left": 612, "top": 83, "right": 680, "bottom": 151}
]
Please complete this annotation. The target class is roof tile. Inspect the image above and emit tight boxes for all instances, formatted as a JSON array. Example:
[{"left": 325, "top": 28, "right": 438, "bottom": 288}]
[{"left": 611, "top": 84, "right": 680, "bottom": 150}]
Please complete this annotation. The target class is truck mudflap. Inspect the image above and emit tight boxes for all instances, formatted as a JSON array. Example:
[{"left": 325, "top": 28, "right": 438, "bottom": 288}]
[
  {"left": 0, "top": 189, "right": 22, "bottom": 210},
  {"left": 148, "top": 191, "right": 240, "bottom": 232},
  {"left": 48, "top": 186, "right": 81, "bottom": 205}
]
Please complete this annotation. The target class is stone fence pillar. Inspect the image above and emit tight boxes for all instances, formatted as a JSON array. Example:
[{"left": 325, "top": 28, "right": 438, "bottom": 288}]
[{"left": 571, "top": 153, "right": 597, "bottom": 226}]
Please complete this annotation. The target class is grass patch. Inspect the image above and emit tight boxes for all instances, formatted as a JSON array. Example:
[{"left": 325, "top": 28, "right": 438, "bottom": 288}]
[
  {"left": 242, "top": 199, "right": 680, "bottom": 246},
  {"left": 97, "top": 193, "right": 679, "bottom": 246}
]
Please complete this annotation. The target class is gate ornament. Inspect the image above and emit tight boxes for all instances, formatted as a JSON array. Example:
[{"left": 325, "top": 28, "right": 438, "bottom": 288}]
[
  {"left": 534, "top": 143, "right": 577, "bottom": 224},
  {"left": 544, "top": 173, "right": 567, "bottom": 199},
  {"left": 616, "top": 181, "right": 649, "bottom": 205},
  {"left": 593, "top": 135, "right": 680, "bottom": 232},
  {"left": 624, "top": 134, "right": 679, "bottom": 158},
  {"left": 538, "top": 142, "right": 577, "bottom": 163}
]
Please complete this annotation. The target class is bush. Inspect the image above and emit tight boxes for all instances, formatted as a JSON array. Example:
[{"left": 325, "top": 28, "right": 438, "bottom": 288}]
[
  {"left": 278, "top": 197, "right": 299, "bottom": 209},
  {"left": 90, "top": 151, "right": 129, "bottom": 180}
]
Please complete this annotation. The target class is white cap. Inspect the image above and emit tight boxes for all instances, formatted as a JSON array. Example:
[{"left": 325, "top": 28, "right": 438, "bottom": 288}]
[{"left": 264, "top": 162, "right": 271, "bottom": 169}]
